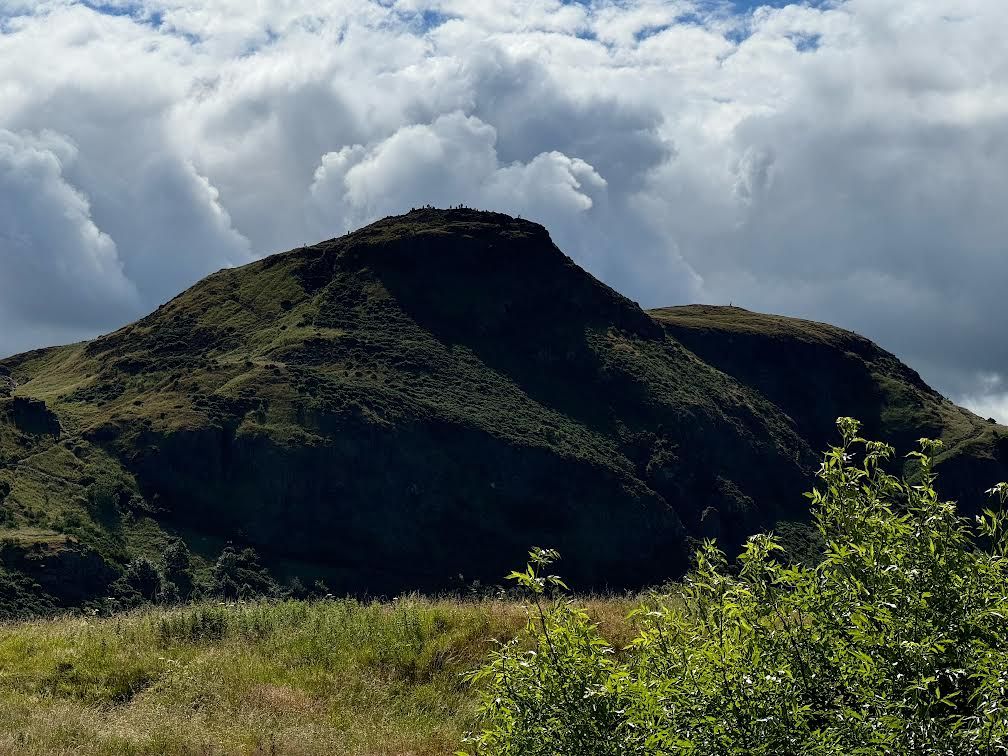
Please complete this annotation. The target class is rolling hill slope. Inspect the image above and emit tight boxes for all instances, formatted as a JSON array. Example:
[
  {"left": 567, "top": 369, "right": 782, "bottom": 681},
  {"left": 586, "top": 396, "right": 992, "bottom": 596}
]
[{"left": 1, "top": 209, "right": 1005, "bottom": 612}]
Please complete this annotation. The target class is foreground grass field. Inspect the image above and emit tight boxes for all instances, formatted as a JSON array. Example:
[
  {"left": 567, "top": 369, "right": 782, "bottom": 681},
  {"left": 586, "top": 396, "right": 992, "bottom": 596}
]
[{"left": 0, "top": 597, "right": 638, "bottom": 756}]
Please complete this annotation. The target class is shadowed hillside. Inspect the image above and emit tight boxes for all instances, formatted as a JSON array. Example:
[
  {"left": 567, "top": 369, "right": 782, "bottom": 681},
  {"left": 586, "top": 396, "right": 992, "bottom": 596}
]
[
  {"left": 652, "top": 304, "right": 1008, "bottom": 500},
  {"left": 1, "top": 209, "right": 1005, "bottom": 612}
]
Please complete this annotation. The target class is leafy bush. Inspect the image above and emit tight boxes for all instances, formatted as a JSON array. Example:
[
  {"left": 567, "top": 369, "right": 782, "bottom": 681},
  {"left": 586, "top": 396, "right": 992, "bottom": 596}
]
[
  {"left": 105, "top": 556, "right": 173, "bottom": 611},
  {"left": 124, "top": 557, "right": 170, "bottom": 600},
  {"left": 163, "top": 538, "right": 195, "bottom": 599},
  {"left": 210, "top": 545, "right": 278, "bottom": 599},
  {"left": 84, "top": 468, "right": 130, "bottom": 521},
  {"left": 0, "top": 565, "right": 57, "bottom": 620},
  {"left": 464, "top": 419, "right": 1008, "bottom": 755},
  {"left": 0, "top": 479, "right": 14, "bottom": 527}
]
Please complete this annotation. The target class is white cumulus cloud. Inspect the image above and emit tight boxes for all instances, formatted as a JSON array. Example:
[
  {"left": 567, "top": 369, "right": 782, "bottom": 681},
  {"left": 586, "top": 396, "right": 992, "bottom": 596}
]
[{"left": 310, "top": 112, "right": 607, "bottom": 230}]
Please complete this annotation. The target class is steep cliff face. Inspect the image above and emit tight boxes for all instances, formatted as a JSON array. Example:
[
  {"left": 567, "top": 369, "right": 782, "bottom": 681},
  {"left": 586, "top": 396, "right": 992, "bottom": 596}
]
[
  {"left": 652, "top": 305, "right": 1007, "bottom": 512},
  {"left": 652, "top": 306, "right": 943, "bottom": 451},
  {"left": 1, "top": 209, "right": 1004, "bottom": 603}
]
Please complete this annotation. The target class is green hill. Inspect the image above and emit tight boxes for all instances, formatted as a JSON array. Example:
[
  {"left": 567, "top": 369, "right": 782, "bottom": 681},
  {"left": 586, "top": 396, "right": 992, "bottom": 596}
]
[
  {"left": 651, "top": 305, "right": 1008, "bottom": 499},
  {"left": 1, "top": 209, "right": 1005, "bottom": 613}
]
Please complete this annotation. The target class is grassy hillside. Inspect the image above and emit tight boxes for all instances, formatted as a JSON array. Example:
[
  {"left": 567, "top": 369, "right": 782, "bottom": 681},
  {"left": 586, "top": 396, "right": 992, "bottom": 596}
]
[
  {"left": 652, "top": 305, "right": 1008, "bottom": 494},
  {"left": 0, "top": 597, "right": 638, "bottom": 756},
  {"left": 1, "top": 209, "right": 1006, "bottom": 614}
]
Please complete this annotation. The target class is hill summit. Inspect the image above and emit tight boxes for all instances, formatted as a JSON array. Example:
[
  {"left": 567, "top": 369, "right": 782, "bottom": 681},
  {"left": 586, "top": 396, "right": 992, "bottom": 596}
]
[{"left": 2, "top": 209, "right": 1006, "bottom": 609}]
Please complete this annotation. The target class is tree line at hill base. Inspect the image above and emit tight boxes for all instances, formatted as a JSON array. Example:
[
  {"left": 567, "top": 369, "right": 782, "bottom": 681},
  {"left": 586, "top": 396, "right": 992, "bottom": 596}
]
[{"left": 0, "top": 539, "right": 331, "bottom": 621}]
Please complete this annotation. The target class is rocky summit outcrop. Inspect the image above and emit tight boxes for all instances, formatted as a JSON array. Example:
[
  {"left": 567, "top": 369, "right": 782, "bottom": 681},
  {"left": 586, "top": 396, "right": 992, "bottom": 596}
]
[{"left": 1, "top": 209, "right": 1005, "bottom": 605}]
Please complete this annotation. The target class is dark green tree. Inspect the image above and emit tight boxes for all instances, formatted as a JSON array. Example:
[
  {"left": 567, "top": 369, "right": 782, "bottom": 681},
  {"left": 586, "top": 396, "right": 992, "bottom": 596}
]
[
  {"left": 163, "top": 539, "right": 195, "bottom": 600},
  {"left": 211, "top": 545, "right": 277, "bottom": 599}
]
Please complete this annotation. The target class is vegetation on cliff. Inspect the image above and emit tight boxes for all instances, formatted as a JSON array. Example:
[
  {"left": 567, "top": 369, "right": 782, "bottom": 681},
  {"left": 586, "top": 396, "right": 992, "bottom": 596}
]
[{"left": 1, "top": 209, "right": 1006, "bottom": 611}]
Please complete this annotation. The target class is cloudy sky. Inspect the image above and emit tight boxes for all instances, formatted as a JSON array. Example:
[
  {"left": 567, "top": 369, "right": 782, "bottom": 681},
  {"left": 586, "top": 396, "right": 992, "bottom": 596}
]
[{"left": 1, "top": 0, "right": 1006, "bottom": 420}]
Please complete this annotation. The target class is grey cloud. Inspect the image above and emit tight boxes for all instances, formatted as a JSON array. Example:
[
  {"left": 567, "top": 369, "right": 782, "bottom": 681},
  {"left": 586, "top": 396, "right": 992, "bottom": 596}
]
[
  {"left": 188, "top": 78, "right": 364, "bottom": 254},
  {"left": 52, "top": 123, "right": 253, "bottom": 308},
  {"left": 1, "top": 5, "right": 250, "bottom": 333},
  {"left": 93, "top": 154, "right": 253, "bottom": 303},
  {"left": 663, "top": 80, "right": 1008, "bottom": 403},
  {"left": 461, "top": 51, "right": 674, "bottom": 193},
  {"left": 957, "top": 379, "right": 1008, "bottom": 425},
  {"left": 0, "top": 130, "right": 139, "bottom": 349}
]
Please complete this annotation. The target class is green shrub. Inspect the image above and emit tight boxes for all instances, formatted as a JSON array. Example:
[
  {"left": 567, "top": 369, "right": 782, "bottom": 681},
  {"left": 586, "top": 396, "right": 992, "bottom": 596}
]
[
  {"left": 120, "top": 556, "right": 167, "bottom": 602},
  {"left": 210, "top": 545, "right": 278, "bottom": 599},
  {"left": 465, "top": 419, "right": 1008, "bottom": 755},
  {"left": 163, "top": 538, "right": 195, "bottom": 599},
  {"left": 0, "top": 479, "right": 14, "bottom": 527},
  {"left": 84, "top": 468, "right": 128, "bottom": 521}
]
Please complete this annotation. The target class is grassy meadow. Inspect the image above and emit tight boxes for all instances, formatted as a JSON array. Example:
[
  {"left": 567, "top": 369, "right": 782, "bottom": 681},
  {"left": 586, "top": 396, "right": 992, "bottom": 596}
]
[{"left": 0, "top": 596, "right": 639, "bottom": 756}]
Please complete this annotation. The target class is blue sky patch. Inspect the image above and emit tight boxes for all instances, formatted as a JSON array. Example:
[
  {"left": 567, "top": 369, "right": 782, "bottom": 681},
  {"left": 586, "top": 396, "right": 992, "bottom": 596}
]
[
  {"left": 789, "top": 31, "right": 822, "bottom": 51},
  {"left": 391, "top": 7, "right": 453, "bottom": 35},
  {"left": 723, "top": 0, "right": 838, "bottom": 10},
  {"left": 81, "top": 1, "right": 161, "bottom": 26},
  {"left": 553, "top": 1, "right": 838, "bottom": 48},
  {"left": 634, "top": 23, "right": 674, "bottom": 43},
  {"left": 77, "top": 1, "right": 207, "bottom": 44}
]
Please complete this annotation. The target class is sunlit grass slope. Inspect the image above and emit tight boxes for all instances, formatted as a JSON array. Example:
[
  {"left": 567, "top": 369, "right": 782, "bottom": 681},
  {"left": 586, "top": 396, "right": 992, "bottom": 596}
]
[{"left": 0, "top": 597, "right": 638, "bottom": 756}]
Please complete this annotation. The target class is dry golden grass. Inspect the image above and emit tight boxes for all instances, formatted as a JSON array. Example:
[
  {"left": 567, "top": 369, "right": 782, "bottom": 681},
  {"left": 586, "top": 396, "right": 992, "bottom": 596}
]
[{"left": 0, "top": 596, "right": 640, "bottom": 755}]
